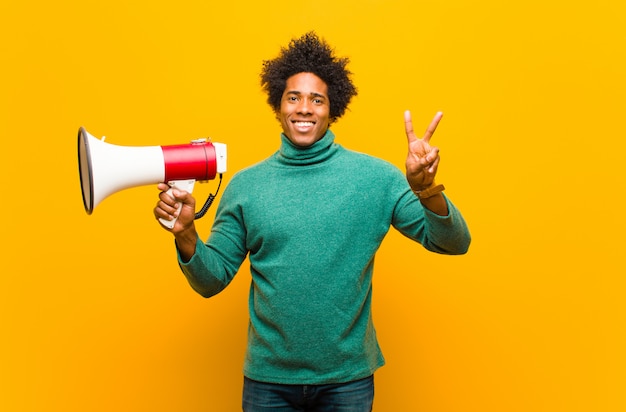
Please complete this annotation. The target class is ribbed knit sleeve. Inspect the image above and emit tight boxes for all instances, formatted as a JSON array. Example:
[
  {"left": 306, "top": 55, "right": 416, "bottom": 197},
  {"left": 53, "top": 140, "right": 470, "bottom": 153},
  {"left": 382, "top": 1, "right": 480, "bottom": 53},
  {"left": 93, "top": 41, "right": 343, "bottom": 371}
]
[
  {"left": 177, "top": 177, "right": 250, "bottom": 298},
  {"left": 392, "top": 188, "right": 471, "bottom": 255}
]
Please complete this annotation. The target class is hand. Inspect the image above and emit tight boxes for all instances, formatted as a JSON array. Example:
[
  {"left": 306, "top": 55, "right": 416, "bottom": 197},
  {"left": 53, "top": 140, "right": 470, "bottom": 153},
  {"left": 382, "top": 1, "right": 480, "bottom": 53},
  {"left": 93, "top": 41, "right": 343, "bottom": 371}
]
[
  {"left": 404, "top": 110, "right": 442, "bottom": 191},
  {"left": 154, "top": 182, "right": 197, "bottom": 232}
]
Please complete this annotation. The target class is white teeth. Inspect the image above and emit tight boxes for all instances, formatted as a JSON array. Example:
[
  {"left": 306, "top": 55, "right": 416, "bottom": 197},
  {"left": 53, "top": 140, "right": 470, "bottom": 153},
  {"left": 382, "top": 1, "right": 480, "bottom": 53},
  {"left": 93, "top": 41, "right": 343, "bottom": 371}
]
[{"left": 294, "top": 121, "right": 314, "bottom": 126}]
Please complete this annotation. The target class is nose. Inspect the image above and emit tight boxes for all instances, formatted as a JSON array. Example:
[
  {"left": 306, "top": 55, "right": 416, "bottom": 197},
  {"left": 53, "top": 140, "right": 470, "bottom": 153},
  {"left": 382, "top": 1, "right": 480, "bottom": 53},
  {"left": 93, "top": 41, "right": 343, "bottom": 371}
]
[{"left": 296, "top": 98, "right": 312, "bottom": 114}]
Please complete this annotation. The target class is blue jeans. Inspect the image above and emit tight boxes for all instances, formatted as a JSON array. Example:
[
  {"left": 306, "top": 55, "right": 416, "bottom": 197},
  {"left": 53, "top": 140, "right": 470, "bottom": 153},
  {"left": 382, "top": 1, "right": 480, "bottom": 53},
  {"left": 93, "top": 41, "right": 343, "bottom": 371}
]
[{"left": 242, "top": 375, "right": 374, "bottom": 411}]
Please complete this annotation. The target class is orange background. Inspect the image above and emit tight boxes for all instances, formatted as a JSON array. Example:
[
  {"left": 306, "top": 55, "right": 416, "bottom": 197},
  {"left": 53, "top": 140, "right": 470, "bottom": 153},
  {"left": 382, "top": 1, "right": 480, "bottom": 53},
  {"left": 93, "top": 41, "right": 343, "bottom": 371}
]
[{"left": 1, "top": 1, "right": 625, "bottom": 411}]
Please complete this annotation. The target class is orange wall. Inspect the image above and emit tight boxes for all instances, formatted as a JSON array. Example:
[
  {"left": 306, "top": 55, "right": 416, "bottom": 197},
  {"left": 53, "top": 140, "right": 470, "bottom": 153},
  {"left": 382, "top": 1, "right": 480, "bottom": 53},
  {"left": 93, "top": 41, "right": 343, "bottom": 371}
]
[{"left": 1, "top": 1, "right": 625, "bottom": 411}]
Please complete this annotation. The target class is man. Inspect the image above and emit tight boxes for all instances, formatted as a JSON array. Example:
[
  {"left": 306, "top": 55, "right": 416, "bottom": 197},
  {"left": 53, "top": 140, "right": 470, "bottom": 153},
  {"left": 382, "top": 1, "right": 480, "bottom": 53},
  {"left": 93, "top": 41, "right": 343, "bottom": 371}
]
[{"left": 154, "top": 32, "right": 470, "bottom": 412}]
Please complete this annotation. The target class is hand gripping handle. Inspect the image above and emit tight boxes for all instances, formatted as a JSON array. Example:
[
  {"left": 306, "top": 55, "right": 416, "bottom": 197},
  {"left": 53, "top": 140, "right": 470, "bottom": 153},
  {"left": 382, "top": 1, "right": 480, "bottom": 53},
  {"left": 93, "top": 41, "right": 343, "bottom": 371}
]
[{"left": 159, "top": 179, "right": 196, "bottom": 229}]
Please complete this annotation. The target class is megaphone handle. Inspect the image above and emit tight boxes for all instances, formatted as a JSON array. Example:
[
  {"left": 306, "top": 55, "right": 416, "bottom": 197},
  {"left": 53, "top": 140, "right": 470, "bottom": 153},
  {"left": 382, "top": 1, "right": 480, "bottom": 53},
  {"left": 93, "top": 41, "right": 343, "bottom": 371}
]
[{"left": 159, "top": 179, "right": 196, "bottom": 229}]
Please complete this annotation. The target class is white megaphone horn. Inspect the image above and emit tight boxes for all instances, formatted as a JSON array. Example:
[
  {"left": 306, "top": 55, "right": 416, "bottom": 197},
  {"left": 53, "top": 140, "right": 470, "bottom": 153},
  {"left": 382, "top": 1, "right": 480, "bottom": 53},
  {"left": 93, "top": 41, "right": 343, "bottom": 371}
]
[{"left": 78, "top": 127, "right": 227, "bottom": 228}]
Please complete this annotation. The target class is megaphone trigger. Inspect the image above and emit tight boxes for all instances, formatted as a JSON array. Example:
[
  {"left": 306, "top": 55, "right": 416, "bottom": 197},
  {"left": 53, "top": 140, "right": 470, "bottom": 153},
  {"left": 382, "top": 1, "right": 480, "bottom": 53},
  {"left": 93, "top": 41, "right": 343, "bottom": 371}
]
[{"left": 159, "top": 179, "right": 196, "bottom": 229}]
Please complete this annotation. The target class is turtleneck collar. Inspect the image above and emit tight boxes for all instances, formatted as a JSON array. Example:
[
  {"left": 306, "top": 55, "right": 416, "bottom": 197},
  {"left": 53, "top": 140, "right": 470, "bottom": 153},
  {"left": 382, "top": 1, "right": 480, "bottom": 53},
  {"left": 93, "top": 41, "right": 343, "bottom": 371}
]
[{"left": 276, "top": 129, "right": 340, "bottom": 166}]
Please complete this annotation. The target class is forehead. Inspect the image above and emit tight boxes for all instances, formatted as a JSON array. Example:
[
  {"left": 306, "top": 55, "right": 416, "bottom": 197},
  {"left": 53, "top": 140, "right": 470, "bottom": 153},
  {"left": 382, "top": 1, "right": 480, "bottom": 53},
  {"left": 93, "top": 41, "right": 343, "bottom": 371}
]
[{"left": 284, "top": 72, "right": 328, "bottom": 96}]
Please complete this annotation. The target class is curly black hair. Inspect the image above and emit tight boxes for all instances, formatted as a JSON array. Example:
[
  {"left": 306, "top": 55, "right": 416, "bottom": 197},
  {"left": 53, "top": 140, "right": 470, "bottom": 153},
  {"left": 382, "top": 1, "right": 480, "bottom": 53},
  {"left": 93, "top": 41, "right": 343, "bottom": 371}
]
[{"left": 260, "top": 32, "right": 358, "bottom": 124}]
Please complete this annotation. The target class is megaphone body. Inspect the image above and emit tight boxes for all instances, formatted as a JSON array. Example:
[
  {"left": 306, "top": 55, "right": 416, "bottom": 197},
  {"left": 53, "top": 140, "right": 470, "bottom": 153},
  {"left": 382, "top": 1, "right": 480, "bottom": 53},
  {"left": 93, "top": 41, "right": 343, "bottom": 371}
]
[{"left": 78, "top": 127, "right": 227, "bottom": 228}]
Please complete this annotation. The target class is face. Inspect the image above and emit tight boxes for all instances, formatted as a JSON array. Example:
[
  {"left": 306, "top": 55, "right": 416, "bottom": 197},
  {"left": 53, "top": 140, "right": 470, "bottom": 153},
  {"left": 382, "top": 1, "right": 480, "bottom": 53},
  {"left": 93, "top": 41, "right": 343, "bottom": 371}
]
[{"left": 278, "top": 72, "right": 331, "bottom": 148}]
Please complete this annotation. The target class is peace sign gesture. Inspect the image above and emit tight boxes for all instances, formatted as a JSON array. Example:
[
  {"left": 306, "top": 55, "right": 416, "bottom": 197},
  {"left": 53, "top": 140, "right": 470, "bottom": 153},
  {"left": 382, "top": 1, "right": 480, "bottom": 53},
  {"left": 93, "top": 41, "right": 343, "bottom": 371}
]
[{"left": 404, "top": 110, "right": 443, "bottom": 192}]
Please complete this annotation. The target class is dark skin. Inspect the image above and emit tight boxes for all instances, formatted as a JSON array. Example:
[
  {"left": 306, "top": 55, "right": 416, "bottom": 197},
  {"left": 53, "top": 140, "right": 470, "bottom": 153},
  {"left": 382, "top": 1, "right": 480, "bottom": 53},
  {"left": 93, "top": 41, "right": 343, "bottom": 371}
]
[{"left": 404, "top": 110, "right": 449, "bottom": 216}]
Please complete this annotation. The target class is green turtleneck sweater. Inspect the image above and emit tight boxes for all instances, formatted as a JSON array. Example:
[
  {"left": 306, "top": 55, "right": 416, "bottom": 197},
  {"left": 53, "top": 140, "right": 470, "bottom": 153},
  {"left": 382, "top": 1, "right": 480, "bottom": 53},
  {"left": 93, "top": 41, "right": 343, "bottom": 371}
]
[{"left": 178, "top": 129, "right": 470, "bottom": 385}]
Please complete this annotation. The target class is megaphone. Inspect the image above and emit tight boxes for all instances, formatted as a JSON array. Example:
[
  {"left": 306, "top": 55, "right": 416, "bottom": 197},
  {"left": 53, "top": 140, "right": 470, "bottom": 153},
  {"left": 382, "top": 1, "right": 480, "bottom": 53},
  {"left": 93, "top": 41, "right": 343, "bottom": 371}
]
[{"left": 78, "top": 127, "right": 227, "bottom": 228}]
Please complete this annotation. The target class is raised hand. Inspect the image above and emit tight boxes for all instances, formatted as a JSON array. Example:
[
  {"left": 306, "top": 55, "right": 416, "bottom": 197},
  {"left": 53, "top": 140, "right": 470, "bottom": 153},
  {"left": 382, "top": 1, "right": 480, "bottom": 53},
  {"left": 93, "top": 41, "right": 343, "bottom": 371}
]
[{"left": 404, "top": 110, "right": 442, "bottom": 192}]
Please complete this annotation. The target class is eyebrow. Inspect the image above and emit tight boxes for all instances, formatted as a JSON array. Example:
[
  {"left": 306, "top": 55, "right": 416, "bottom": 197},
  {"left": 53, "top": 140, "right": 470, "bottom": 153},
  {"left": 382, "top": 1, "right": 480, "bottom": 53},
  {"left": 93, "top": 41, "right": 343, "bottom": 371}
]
[{"left": 285, "top": 90, "right": 328, "bottom": 99}]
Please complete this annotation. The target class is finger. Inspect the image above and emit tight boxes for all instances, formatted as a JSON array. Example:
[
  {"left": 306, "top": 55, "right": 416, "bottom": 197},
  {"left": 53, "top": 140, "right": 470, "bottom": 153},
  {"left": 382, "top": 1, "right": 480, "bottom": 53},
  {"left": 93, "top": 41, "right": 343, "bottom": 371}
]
[
  {"left": 427, "top": 154, "right": 440, "bottom": 174},
  {"left": 159, "top": 185, "right": 190, "bottom": 204},
  {"left": 157, "top": 182, "right": 170, "bottom": 192},
  {"left": 423, "top": 111, "right": 443, "bottom": 143},
  {"left": 157, "top": 198, "right": 180, "bottom": 216},
  {"left": 404, "top": 110, "right": 417, "bottom": 142},
  {"left": 416, "top": 148, "right": 440, "bottom": 173},
  {"left": 425, "top": 147, "right": 440, "bottom": 164},
  {"left": 158, "top": 190, "right": 176, "bottom": 207},
  {"left": 154, "top": 204, "right": 175, "bottom": 222}
]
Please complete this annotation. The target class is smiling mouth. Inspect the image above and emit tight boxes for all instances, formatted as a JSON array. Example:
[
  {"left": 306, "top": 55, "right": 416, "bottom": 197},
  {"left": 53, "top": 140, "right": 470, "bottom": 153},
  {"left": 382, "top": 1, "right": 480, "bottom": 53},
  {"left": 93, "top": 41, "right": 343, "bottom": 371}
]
[{"left": 293, "top": 121, "right": 315, "bottom": 127}]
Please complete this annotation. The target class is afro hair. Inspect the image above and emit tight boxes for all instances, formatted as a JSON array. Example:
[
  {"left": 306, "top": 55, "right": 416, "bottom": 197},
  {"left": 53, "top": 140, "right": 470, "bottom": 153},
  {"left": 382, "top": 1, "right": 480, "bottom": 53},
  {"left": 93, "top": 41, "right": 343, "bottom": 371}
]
[{"left": 260, "top": 32, "right": 358, "bottom": 124}]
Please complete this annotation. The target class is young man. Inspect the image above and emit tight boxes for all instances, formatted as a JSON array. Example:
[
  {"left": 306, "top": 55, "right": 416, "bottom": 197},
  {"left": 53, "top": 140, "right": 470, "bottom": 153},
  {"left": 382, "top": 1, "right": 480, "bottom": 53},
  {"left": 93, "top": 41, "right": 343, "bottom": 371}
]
[{"left": 154, "top": 32, "right": 470, "bottom": 411}]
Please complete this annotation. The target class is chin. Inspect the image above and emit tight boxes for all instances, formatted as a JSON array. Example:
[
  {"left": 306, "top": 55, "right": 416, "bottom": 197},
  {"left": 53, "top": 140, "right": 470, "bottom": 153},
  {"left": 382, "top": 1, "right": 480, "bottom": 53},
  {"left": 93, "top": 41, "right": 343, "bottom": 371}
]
[
  {"left": 284, "top": 133, "right": 314, "bottom": 147},
  {"left": 291, "top": 139, "right": 315, "bottom": 148}
]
